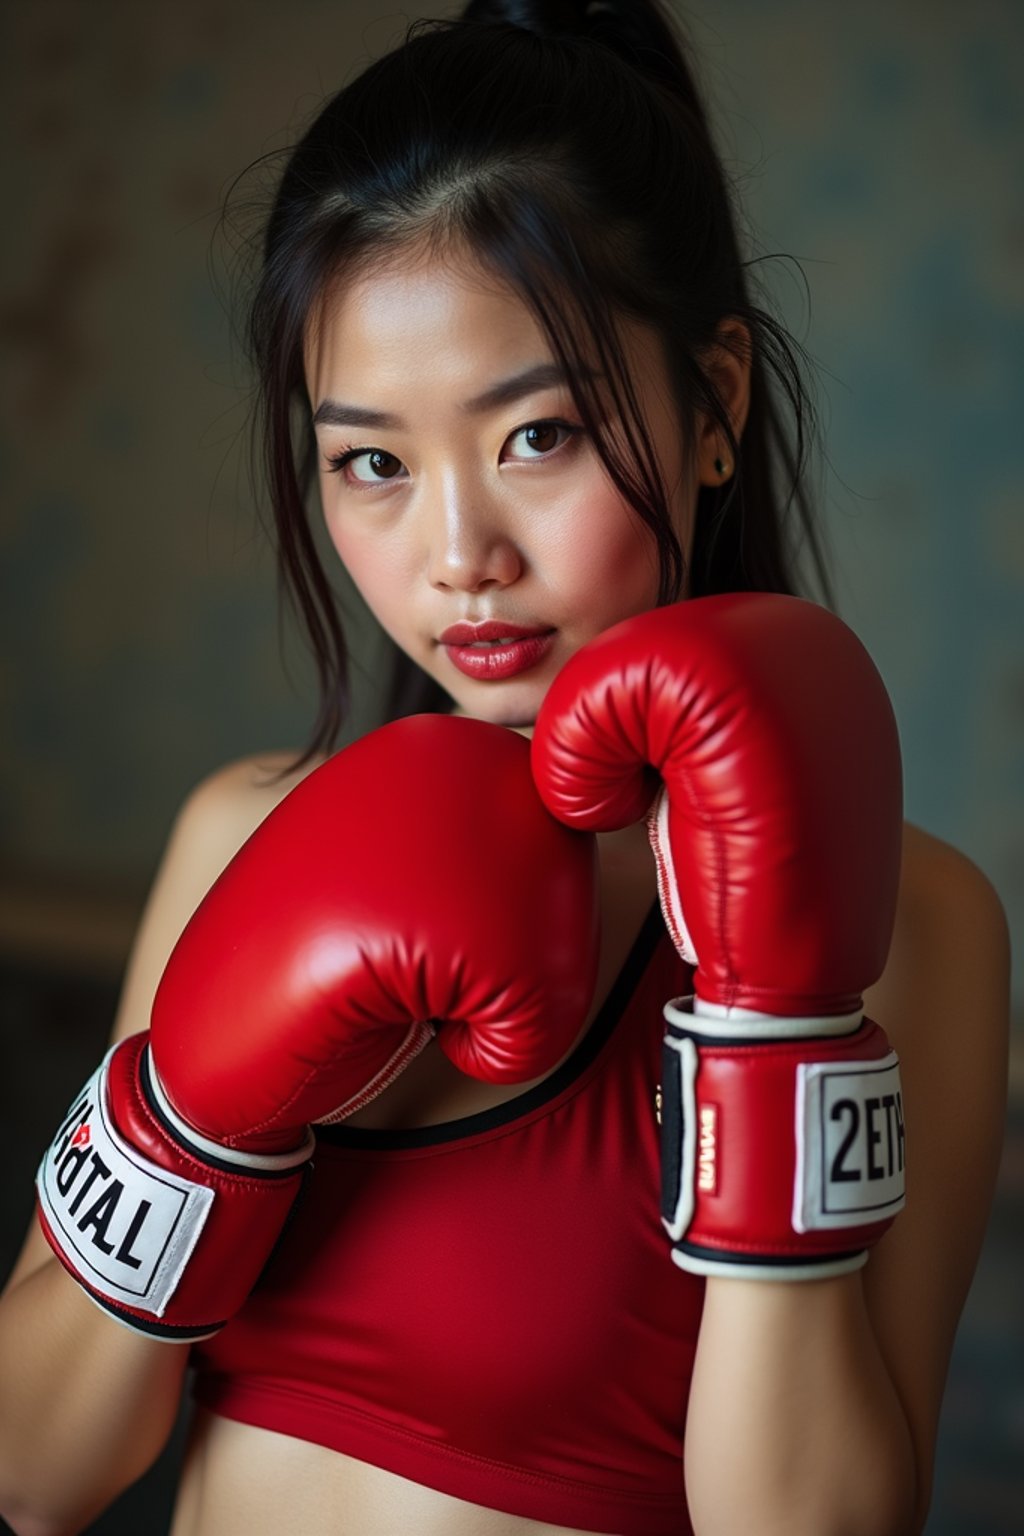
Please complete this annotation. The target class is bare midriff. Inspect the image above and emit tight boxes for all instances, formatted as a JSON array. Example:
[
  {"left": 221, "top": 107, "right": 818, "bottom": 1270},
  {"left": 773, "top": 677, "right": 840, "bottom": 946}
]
[{"left": 171, "top": 1412, "right": 604, "bottom": 1536}]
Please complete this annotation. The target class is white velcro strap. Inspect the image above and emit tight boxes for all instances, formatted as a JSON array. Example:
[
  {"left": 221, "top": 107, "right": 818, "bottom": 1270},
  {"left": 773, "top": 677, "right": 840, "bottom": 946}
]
[
  {"left": 665, "top": 995, "right": 864, "bottom": 1041},
  {"left": 670, "top": 1247, "right": 870, "bottom": 1283},
  {"left": 793, "top": 1053, "right": 906, "bottom": 1232},
  {"left": 37, "top": 1047, "right": 214, "bottom": 1317}
]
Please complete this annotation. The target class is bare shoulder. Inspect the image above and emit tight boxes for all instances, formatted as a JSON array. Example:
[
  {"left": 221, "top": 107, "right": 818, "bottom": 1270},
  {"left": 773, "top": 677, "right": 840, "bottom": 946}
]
[
  {"left": 896, "top": 823, "right": 1007, "bottom": 940},
  {"left": 109, "top": 749, "right": 327, "bottom": 1046},
  {"left": 872, "top": 820, "right": 1011, "bottom": 1060},
  {"left": 157, "top": 747, "right": 329, "bottom": 925},
  {"left": 176, "top": 749, "right": 327, "bottom": 850},
  {"left": 860, "top": 820, "right": 1010, "bottom": 1511}
]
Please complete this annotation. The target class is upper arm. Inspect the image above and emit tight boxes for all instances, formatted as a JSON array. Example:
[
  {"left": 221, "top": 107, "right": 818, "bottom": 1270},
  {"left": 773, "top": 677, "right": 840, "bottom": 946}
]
[
  {"left": 860, "top": 823, "right": 1011, "bottom": 1520},
  {"left": 3, "top": 750, "right": 324, "bottom": 1296}
]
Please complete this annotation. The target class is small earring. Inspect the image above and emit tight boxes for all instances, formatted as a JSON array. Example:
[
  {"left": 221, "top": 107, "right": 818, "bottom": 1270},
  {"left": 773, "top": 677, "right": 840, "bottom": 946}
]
[{"left": 714, "top": 455, "right": 730, "bottom": 478}]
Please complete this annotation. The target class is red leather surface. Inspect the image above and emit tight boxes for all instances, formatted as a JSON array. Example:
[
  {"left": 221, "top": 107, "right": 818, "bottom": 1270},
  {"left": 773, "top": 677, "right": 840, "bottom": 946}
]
[
  {"left": 151, "top": 715, "right": 600, "bottom": 1153},
  {"left": 532, "top": 592, "right": 903, "bottom": 1016}
]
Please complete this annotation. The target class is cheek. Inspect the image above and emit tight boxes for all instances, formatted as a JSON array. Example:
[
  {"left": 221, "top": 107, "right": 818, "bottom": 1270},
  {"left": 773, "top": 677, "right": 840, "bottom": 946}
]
[
  {"left": 323, "top": 514, "right": 408, "bottom": 628},
  {"left": 553, "top": 494, "right": 662, "bottom": 614}
]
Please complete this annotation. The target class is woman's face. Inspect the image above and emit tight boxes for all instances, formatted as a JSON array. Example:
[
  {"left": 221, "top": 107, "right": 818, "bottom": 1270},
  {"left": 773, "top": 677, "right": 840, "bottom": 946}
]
[{"left": 303, "top": 246, "right": 702, "bottom": 730}]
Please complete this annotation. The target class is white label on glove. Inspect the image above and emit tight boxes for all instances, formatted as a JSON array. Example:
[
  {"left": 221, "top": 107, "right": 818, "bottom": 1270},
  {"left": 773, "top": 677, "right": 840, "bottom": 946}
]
[
  {"left": 37, "top": 1050, "right": 213, "bottom": 1315},
  {"left": 794, "top": 1053, "right": 906, "bottom": 1232}
]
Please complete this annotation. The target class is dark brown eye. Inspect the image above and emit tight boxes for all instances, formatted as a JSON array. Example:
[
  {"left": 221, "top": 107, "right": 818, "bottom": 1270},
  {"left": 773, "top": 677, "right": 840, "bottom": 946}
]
[
  {"left": 325, "top": 446, "right": 403, "bottom": 482},
  {"left": 523, "top": 423, "right": 560, "bottom": 453},
  {"left": 508, "top": 420, "right": 581, "bottom": 460},
  {"left": 363, "top": 451, "right": 400, "bottom": 479}
]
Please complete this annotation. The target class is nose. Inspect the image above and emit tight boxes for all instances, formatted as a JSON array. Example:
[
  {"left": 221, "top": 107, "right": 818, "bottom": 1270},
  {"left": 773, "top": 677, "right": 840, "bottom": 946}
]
[{"left": 425, "top": 485, "right": 523, "bottom": 594}]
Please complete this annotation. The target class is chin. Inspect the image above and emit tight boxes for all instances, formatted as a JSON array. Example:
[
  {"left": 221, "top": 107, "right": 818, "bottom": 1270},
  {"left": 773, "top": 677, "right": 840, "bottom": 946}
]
[{"left": 447, "top": 692, "right": 538, "bottom": 734}]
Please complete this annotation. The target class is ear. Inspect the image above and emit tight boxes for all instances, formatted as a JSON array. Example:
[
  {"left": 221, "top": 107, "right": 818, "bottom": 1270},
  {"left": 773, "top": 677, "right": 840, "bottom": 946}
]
[{"left": 695, "top": 318, "right": 752, "bottom": 487}]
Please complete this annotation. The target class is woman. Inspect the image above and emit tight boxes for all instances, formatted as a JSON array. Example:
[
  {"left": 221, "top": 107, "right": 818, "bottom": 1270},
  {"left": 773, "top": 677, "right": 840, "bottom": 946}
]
[{"left": 0, "top": 3, "right": 1009, "bottom": 1534}]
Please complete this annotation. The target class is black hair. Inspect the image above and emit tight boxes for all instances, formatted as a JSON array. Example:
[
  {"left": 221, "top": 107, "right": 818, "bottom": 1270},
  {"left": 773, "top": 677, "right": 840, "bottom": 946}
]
[{"left": 231, "top": 0, "right": 832, "bottom": 763}]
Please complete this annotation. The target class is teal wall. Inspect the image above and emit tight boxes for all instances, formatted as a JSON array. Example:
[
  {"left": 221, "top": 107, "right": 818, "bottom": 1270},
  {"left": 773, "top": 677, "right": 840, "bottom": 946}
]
[{"left": 1, "top": 1, "right": 1021, "bottom": 1001}]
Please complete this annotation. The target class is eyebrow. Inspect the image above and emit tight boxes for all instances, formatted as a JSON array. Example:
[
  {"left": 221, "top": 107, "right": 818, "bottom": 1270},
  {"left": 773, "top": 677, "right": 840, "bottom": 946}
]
[{"left": 311, "top": 362, "right": 597, "bottom": 430}]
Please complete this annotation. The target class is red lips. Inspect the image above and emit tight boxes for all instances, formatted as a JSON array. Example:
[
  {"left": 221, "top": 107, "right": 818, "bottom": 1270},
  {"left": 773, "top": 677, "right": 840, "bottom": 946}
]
[
  {"left": 439, "top": 621, "right": 556, "bottom": 681},
  {"left": 439, "top": 621, "right": 551, "bottom": 644}
]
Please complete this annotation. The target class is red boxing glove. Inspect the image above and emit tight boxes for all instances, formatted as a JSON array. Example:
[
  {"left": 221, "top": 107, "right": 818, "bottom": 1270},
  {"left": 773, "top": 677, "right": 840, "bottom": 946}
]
[
  {"left": 532, "top": 593, "right": 905, "bottom": 1280},
  {"left": 37, "top": 715, "right": 599, "bottom": 1336}
]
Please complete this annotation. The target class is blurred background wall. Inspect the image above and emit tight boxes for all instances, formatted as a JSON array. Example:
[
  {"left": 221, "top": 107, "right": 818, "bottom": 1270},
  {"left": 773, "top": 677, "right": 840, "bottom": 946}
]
[
  {"left": 1, "top": 0, "right": 1022, "bottom": 991},
  {"left": 1, "top": 2, "right": 1021, "bottom": 1532}
]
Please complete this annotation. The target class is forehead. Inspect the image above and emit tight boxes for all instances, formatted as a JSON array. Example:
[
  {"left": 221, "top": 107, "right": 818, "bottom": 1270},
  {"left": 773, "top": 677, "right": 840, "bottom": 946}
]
[
  {"left": 303, "top": 246, "right": 550, "bottom": 387},
  {"left": 301, "top": 240, "right": 676, "bottom": 440}
]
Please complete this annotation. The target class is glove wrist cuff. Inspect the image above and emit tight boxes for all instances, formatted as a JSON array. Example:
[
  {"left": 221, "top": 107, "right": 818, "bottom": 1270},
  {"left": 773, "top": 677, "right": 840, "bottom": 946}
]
[
  {"left": 36, "top": 1037, "right": 308, "bottom": 1340},
  {"left": 660, "top": 997, "right": 906, "bottom": 1282}
]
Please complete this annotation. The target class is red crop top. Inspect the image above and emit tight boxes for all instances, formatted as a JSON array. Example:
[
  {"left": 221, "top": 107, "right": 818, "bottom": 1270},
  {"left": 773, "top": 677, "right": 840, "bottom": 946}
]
[{"left": 190, "top": 907, "right": 703, "bottom": 1536}]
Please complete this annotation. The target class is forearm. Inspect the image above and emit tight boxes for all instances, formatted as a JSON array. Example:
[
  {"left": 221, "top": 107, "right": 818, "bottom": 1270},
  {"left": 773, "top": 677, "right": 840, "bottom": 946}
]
[
  {"left": 684, "top": 1271, "right": 917, "bottom": 1536},
  {"left": 0, "top": 1255, "right": 187, "bottom": 1536}
]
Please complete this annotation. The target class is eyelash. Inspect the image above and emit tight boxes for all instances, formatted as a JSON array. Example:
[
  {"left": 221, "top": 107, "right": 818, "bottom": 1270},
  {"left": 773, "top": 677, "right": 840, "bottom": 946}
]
[{"left": 322, "top": 418, "right": 584, "bottom": 487}]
